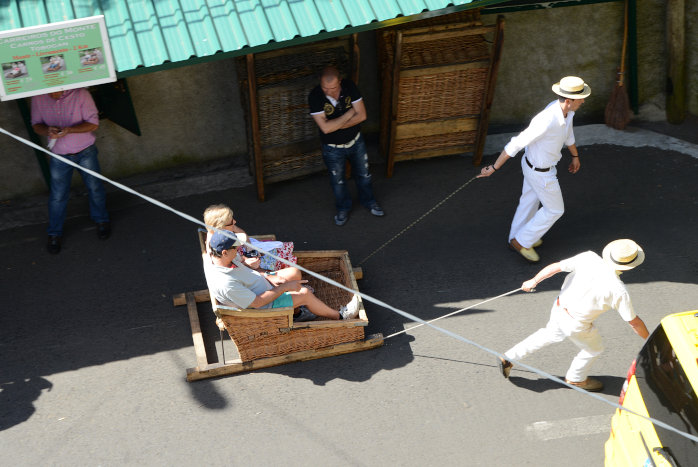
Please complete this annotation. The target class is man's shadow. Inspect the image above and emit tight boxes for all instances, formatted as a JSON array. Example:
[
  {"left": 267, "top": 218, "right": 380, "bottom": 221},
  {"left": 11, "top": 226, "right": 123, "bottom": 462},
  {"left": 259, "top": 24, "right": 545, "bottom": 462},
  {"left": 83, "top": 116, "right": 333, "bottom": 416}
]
[
  {"left": 509, "top": 373, "right": 625, "bottom": 397},
  {"left": 0, "top": 374, "right": 53, "bottom": 432}
]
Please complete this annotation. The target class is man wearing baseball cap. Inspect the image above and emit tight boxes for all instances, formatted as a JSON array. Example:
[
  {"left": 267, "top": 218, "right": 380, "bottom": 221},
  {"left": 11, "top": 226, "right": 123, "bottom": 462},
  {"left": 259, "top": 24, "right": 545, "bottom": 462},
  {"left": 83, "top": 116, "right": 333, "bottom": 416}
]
[
  {"left": 477, "top": 76, "right": 591, "bottom": 263},
  {"left": 203, "top": 230, "right": 360, "bottom": 320},
  {"left": 497, "top": 239, "right": 649, "bottom": 392}
]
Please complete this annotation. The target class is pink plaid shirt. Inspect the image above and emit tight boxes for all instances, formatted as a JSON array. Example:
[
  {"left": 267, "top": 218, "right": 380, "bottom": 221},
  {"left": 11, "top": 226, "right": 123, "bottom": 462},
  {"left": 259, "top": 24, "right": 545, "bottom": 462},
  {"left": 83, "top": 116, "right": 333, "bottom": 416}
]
[{"left": 31, "top": 89, "right": 99, "bottom": 155}]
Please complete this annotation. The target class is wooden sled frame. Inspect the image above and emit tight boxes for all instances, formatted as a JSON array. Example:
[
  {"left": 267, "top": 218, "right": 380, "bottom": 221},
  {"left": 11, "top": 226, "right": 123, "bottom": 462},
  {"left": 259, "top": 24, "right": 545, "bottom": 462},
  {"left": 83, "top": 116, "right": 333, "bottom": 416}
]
[{"left": 173, "top": 234, "right": 383, "bottom": 381}]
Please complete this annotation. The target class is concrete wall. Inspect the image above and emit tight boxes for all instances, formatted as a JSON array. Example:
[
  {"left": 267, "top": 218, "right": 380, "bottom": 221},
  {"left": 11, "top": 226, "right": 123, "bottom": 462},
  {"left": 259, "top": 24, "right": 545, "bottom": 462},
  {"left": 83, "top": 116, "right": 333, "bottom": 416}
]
[{"left": 0, "top": 0, "right": 694, "bottom": 201}]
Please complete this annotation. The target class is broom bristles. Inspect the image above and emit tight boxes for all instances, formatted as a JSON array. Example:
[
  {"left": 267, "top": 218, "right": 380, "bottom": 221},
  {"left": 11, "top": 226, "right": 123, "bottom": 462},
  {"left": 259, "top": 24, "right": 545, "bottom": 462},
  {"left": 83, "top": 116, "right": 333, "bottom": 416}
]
[{"left": 605, "top": 83, "right": 632, "bottom": 130}]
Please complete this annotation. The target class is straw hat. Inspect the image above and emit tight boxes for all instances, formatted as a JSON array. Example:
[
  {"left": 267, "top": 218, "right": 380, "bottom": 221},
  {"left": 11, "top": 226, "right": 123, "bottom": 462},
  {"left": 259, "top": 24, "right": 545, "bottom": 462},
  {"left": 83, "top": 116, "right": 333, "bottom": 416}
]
[
  {"left": 552, "top": 76, "right": 591, "bottom": 99},
  {"left": 602, "top": 239, "right": 645, "bottom": 271}
]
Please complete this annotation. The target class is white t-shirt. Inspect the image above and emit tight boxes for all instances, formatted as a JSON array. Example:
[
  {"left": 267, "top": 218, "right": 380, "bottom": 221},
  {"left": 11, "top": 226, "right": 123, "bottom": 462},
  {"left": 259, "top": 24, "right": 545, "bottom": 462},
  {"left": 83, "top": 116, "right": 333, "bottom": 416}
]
[
  {"left": 504, "top": 100, "right": 576, "bottom": 168},
  {"left": 557, "top": 251, "right": 636, "bottom": 324},
  {"left": 202, "top": 255, "right": 272, "bottom": 309}
]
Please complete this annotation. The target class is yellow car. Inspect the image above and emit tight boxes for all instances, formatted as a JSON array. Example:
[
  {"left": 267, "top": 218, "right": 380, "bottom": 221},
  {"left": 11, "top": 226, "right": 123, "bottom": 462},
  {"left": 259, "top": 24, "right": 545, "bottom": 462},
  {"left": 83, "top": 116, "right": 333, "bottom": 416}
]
[{"left": 604, "top": 310, "right": 698, "bottom": 466}]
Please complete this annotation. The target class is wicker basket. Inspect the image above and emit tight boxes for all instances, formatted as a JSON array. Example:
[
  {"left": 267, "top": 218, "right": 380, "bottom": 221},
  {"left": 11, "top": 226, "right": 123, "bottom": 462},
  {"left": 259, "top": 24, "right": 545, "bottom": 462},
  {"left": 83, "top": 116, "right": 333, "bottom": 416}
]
[
  {"left": 216, "top": 250, "right": 367, "bottom": 363},
  {"left": 377, "top": 11, "right": 505, "bottom": 176},
  {"left": 236, "top": 37, "right": 358, "bottom": 200}
]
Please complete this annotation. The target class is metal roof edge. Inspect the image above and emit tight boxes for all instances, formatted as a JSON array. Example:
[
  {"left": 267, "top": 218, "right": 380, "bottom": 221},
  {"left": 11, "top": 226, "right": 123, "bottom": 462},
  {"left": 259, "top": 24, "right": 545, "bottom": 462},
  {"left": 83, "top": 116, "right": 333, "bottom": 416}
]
[
  {"left": 116, "top": 2, "right": 490, "bottom": 79},
  {"left": 481, "top": 0, "right": 620, "bottom": 14}
]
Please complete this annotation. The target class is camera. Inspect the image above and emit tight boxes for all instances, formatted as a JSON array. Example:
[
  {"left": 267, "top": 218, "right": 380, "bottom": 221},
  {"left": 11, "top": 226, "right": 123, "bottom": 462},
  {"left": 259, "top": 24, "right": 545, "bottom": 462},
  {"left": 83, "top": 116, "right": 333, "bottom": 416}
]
[{"left": 242, "top": 249, "right": 259, "bottom": 258}]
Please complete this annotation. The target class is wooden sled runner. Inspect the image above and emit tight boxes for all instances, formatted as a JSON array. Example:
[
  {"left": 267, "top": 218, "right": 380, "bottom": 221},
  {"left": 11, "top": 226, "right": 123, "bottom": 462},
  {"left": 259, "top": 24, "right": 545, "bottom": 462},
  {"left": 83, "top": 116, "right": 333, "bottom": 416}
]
[{"left": 173, "top": 233, "right": 384, "bottom": 381}]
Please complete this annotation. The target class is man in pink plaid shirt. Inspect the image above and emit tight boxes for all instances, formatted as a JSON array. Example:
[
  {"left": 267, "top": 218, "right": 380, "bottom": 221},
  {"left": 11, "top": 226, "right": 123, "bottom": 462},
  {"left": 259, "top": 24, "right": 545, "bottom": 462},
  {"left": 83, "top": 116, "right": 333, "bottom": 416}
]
[{"left": 31, "top": 88, "right": 110, "bottom": 254}]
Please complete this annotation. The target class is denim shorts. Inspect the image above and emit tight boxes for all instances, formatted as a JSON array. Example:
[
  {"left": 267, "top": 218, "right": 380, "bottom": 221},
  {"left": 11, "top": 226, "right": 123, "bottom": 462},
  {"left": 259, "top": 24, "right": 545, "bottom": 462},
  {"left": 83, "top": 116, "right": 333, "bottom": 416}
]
[{"left": 271, "top": 292, "right": 293, "bottom": 308}]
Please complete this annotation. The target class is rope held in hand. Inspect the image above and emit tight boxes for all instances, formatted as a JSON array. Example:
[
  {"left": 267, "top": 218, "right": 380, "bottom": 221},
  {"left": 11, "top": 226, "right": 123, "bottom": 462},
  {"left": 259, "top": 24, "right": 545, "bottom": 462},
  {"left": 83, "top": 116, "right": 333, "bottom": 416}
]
[
  {"left": 358, "top": 174, "right": 479, "bottom": 266},
  {"left": 385, "top": 287, "right": 522, "bottom": 339}
]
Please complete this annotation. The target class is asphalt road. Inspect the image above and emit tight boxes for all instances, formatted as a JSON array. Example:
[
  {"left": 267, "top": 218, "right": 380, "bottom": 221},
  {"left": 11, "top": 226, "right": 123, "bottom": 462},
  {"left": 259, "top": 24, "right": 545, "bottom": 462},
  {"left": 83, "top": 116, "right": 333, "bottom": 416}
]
[{"left": 1, "top": 127, "right": 697, "bottom": 466}]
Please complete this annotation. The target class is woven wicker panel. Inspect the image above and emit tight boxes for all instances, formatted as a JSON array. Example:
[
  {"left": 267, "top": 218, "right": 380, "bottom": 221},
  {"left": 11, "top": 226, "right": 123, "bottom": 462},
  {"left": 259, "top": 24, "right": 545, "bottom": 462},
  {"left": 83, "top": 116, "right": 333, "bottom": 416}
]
[
  {"left": 224, "top": 317, "right": 364, "bottom": 361},
  {"left": 298, "top": 256, "right": 353, "bottom": 309},
  {"left": 220, "top": 253, "right": 363, "bottom": 362},
  {"left": 385, "top": 35, "right": 490, "bottom": 70},
  {"left": 394, "top": 131, "right": 478, "bottom": 154},
  {"left": 257, "top": 77, "right": 319, "bottom": 146},
  {"left": 236, "top": 37, "right": 355, "bottom": 196},
  {"left": 262, "top": 150, "right": 324, "bottom": 180},
  {"left": 396, "top": 68, "right": 489, "bottom": 122},
  {"left": 252, "top": 46, "right": 350, "bottom": 87}
]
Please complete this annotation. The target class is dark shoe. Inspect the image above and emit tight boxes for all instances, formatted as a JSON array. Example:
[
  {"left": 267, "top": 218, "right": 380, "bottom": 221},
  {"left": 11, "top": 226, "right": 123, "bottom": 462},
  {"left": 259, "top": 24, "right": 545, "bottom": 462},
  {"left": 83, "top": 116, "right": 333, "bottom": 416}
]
[
  {"left": 293, "top": 306, "right": 317, "bottom": 322},
  {"left": 499, "top": 358, "right": 513, "bottom": 379},
  {"left": 565, "top": 377, "right": 604, "bottom": 392},
  {"left": 334, "top": 211, "right": 349, "bottom": 226},
  {"left": 369, "top": 204, "right": 385, "bottom": 217},
  {"left": 47, "top": 235, "right": 61, "bottom": 254},
  {"left": 97, "top": 222, "right": 111, "bottom": 240}
]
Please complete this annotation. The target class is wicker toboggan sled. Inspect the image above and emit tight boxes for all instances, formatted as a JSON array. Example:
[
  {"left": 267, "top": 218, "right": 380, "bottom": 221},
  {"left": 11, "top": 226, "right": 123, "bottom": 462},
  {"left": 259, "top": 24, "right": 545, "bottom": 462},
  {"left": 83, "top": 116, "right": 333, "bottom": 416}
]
[{"left": 173, "top": 232, "right": 383, "bottom": 381}]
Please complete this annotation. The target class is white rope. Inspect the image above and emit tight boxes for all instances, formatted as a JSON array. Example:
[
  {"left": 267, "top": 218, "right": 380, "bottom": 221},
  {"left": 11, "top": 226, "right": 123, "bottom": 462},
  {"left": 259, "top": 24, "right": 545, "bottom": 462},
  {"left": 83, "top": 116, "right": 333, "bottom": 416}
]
[
  {"left": 358, "top": 174, "right": 479, "bottom": 266},
  {"left": 3, "top": 126, "right": 697, "bottom": 444},
  {"left": 384, "top": 287, "right": 523, "bottom": 339}
]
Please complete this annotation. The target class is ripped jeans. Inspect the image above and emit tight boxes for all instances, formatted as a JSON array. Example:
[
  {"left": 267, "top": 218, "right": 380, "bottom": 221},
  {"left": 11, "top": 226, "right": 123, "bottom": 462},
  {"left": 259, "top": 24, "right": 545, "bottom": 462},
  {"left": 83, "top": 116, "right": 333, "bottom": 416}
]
[{"left": 322, "top": 134, "right": 377, "bottom": 212}]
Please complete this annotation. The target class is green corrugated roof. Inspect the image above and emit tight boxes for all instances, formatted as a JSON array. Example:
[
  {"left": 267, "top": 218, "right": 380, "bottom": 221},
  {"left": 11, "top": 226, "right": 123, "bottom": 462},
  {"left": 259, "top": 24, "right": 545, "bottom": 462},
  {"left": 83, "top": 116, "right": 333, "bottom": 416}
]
[{"left": 1, "top": 0, "right": 518, "bottom": 76}]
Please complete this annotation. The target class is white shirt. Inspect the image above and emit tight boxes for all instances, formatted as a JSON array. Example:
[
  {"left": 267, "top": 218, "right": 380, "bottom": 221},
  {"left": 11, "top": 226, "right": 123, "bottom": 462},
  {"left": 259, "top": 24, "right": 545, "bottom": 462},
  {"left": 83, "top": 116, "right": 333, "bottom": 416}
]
[
  {"left": 557, "top": 251, "right": 636, "bottom": 324},
  {"left": 202, "top": 255, "right": 272, "bottom": 309},
  {"left": 504, "top": 100, "right": 576, "bottom": 168}
]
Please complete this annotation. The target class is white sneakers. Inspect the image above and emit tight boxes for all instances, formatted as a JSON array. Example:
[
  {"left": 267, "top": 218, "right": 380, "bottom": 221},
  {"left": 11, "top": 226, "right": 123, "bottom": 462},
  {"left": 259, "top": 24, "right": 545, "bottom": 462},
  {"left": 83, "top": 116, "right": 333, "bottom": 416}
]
[{"left": 339, "top": 294, "right": 360, "bottom": 320}]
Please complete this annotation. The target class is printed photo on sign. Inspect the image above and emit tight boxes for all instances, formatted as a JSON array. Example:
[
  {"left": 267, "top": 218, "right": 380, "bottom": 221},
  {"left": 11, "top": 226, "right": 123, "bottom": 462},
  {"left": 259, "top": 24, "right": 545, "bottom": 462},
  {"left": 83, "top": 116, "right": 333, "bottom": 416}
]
[
  {"left": 41, "top": 55, "right": 66, "bottom": 74},
  {"left": 80, "top": 48, "right": 103, "bottom": 67},
  {"left": 2, "top": 61, "right": 28, "bottom": 79}
]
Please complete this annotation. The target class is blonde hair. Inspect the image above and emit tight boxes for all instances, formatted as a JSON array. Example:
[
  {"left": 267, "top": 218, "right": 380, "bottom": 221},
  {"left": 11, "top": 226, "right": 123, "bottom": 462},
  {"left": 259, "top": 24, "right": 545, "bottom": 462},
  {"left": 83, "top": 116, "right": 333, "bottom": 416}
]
[{"left": 203, "top": 204, "right": 233, "bottom": 230}]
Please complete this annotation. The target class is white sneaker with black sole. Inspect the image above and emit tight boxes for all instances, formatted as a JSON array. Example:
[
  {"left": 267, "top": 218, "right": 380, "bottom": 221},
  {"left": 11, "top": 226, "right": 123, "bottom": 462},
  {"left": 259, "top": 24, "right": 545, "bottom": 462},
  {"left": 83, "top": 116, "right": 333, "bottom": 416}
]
[{"left": 339, "top": 294, "right": 360, "bottom": 320}]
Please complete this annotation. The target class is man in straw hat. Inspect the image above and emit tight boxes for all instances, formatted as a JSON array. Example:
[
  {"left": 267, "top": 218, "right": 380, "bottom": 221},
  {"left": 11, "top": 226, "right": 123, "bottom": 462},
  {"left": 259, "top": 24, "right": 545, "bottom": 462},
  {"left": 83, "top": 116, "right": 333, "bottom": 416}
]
[
  {"left": 477, "top": 76, "right": 591, "bottom": 263},
  {"left": 203, "top": 230, "right": 361, "bottom": 321},
  {"left": 497, "top": 239, "right": 649, "bottom": 392}
]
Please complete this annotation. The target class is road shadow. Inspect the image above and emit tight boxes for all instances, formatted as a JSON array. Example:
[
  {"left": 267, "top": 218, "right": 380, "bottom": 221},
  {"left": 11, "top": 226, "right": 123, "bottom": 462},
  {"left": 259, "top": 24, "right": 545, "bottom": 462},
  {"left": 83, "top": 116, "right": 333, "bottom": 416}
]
[
  {"left": 509, "top": 374, "right": 626, "bottom": 397},
  {"left": 0, "top": 373, "right": 53, "bottom": 432},
  {"left": 1, "top": 143, "right": 697, "bottom": 421}
]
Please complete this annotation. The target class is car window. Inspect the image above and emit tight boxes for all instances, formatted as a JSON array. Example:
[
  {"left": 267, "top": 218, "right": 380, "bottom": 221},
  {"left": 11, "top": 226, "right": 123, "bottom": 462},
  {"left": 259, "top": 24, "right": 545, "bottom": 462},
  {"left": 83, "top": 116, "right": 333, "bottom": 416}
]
[{"left": 635, "top": 325, "right": 698, "bottom": 465}]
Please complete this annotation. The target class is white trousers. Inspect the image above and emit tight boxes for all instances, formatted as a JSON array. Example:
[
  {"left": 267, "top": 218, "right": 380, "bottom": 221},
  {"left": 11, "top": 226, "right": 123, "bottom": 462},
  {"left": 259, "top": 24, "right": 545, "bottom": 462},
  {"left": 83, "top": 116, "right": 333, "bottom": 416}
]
[
  {"left": 508, "top": 158, "right": 564, "bottom": 248},
  {"left": 504, "top": 300, "right": 604, "bottom": 382}
]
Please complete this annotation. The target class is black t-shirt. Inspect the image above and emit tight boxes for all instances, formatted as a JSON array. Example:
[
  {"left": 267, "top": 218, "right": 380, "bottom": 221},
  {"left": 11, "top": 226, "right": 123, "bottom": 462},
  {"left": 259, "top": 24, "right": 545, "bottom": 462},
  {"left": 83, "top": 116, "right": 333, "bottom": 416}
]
[{"left": 308, "top": 79, "right": 362, "bottom": 145}]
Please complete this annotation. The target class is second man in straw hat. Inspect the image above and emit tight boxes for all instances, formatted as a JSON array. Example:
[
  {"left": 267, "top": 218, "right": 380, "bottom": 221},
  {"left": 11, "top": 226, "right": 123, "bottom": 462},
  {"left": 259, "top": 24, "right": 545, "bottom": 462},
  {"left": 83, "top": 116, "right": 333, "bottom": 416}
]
[
  {"left": 477, "top": 76, "right": 591, "bottom": 263},
  {"left": 497, "top": 239, "right": 650, "bottom": 392}
]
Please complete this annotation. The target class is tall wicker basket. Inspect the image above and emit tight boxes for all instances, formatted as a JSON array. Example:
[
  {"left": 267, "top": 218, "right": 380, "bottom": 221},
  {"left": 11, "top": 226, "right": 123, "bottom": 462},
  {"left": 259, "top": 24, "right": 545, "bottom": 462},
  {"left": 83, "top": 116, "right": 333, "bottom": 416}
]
[
  {"left": 377, "top": 12, "right": 505, "bottom": 177},
  {"left": 236, "top": 36, "right": 359, "bottom": 201}
]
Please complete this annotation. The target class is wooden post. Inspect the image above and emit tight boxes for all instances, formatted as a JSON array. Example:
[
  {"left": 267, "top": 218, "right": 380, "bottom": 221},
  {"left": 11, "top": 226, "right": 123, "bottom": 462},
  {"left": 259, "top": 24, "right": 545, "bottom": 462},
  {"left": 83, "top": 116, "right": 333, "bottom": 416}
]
[
  {"left": 627, "top": 0, "right": 639, "bottom": 114},
  {"left": 246, "top": 54, "right": 265, "bottom": 201},
  {"left": 377, "top": 30, "right": 392, "bottom": 162},
  {"left": 386, "top": 30, "right": 403, "bottom": 178},
  {"left": 666, "top": 0, "right": 686, "bottom": 123},
  {"left": 350, "top": 33, "right": 360, "bottom": 85},
  {"left": 473, "top": 16, "right": 504, "bottom": 167}
]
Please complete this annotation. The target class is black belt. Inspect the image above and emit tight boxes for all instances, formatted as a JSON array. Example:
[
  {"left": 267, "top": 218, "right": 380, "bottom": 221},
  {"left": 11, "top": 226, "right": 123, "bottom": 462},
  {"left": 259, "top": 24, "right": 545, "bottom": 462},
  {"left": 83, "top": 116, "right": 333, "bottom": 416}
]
[{"left": 525, "top": 157, "right": 551, "bottom": 172}]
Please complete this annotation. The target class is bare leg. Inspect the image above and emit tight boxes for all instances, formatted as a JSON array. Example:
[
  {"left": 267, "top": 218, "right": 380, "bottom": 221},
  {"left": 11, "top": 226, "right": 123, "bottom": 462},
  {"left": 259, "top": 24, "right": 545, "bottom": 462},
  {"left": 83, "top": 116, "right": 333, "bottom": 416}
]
[
  {"left": 275, "top": 267, "right": 301, "bottom": 281},
  {"left": 289, "top": 288, "right": 340, "bottom": 319}
]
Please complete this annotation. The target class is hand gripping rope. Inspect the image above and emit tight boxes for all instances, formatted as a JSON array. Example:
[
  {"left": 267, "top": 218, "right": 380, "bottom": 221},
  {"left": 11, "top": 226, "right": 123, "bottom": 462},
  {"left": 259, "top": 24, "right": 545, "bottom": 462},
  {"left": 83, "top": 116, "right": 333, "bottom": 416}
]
[{"left": 2, "top": 126, "right": 696, "bottom": 445}]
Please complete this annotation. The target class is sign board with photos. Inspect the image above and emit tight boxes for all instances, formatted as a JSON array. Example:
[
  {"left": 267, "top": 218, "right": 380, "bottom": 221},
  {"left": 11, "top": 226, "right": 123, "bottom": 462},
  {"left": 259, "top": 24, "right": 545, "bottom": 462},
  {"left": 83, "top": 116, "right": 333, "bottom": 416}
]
[{"left": 0, "top": 15, "right": 116, "bottom": 101}]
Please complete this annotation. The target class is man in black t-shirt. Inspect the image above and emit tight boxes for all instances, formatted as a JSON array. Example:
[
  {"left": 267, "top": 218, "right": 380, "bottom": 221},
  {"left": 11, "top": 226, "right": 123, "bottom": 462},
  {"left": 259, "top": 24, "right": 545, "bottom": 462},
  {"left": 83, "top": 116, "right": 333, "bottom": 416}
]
[{"left": 308, "top": 67, "right": 384, "bottom": 226}]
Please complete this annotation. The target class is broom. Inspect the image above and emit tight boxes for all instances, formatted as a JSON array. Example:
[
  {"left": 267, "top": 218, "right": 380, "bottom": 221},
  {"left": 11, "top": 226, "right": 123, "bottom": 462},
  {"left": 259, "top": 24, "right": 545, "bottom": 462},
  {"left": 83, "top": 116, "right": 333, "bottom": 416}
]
[{"left": 605, "top": 0, "right": 632, "bottom": 130}]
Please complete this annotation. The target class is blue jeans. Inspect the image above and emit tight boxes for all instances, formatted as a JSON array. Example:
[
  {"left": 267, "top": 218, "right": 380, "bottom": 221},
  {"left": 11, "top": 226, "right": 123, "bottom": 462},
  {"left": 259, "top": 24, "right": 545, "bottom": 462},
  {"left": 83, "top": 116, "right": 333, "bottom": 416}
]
[
  {"left": 48, "top": 144, "right": 109, "bottom": 236},
  {"left": 322, "top": 135, "right": 377, "bottom": 211}
]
